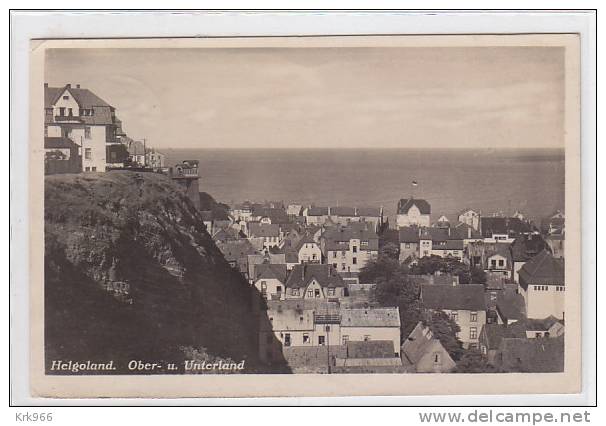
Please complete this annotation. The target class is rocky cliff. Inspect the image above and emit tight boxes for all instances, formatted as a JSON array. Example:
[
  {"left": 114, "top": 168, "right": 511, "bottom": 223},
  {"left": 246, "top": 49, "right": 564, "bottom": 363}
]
[{"left": 44, "top": 171, "right": 267, "bottom": 373}]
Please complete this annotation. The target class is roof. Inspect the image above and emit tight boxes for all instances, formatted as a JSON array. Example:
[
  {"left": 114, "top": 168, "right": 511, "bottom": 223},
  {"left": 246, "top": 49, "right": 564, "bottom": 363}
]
[
  {"left": 453, "top": 222, "right": 482, "bottom": 239},
  {"left": 330, "top": 206, "right": 356, "bottom": 217},
  {"left": 516, "top": 316, "right": 562, "bottom": 332},
  {"left": 45, "top": 85, "right": 116, "bottom": 125},
  {"left": 496, "top": 291, "right": 526, "bottom": 321},
  {"left": 356, "top": 207, "right": 381, "bottom": 217},
  {"left": 248, "top": 222, "right": 280, "bottom": 238},
  {"left": 421, "top": 284, "right": 486, "bottom": 311},
  {"left": 510, "top": 236, "right": 549, "bottom": 262},
  {"left": 346, "top": 341, "right": 394, "bottom": 359},
  {"left": 252, "top": 263, "right": 288, "bottom": 283},
  {"left": 498, "top": 335, "right": 564, "bottom": 372},
  {"left": 322, "top": 226, "right": 379, "bottom": 250},
  {"left": 518, "top": 250, "right": 565, "bottom": 288},
  {"left": 285, "top": 264, "right": 345, "bottom": 289},
  {"left": 252, "top": 207, "right": 290, "bottom": 224},
  {"left": 481, "top": 324, "right": 527, "bottom": 350},
  {"left": 340, "top": 307, "right": 401, "bottom": 328},
  {"left": 399, "top": 226, "right": 421, "bottom": 243},
  {"left": 44, "top": 136, "right": 78, "bottom": 149},
  {"left": 432, "top": 239, "right": 464, "bottom": 251},
  {"left": 307, "top": 206, "right": 329, "bottom": 216},
  {"left": 397, "top": 198, "right": 431, "bottom": 215},
  {"left": 294, "top": 234, "right": 318, "bottom": 252},
  {"left": 480, "top": 217, "right": 532, "bottom": 238},
  {"left": 401, "top": 322, "right": 452, "bottom": 366},
  {"left": 126, "top": 140, "right": 146, "bottom": 156}
]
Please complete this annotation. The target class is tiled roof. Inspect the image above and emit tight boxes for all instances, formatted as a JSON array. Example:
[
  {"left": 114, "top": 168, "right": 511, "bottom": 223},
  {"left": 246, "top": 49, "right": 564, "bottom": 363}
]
[
  {"left": 496, "top": 291, "right": 526, "bottom": 321},
  {"left": 397, "top": 198, "right": 431, "bottom": 215},
  {"left": 498, "top": 335, "right": 564, "bottom": 372},
  {"left": 421, "top": 284, "right": 486, "bottom": 311},
  {"left": 248, "top": 222, "right": 280, "bottom": 238},
  {"left": 44, "top": 136, "right": 78, "bottom": 149},
  {"left": 307, "top": 206, "right": 329, "bottom": 216},
  {"left": 294, "top": 234, "right": 318, "bottom": 253},
  {"left": 216, "top": 239, "right": 257, "bottom": 262},
  {"left": 252, "top": 263, "right": 288, "bottom": 283},
  {"left": 510, "top": 236, "right": 549, "bottom": 262},
  {"left": 340, "top": 307, "right": 401, "bottom": 328},
  {"left": 356, "top": 207, "right": 381, "bottom": 217},
  {"left": 480, "top": 217, "right": 532, "bottom": 238},
  {"left": 518, "top": 250, "right": 565, "bottom": 288},
  {"left": 399, "top": 226, "right": 421, "bottom": 243},
  {"left": 322, "top": 226, "right": 379, "bottom": 250},
  {"left": 401, "top": 322, "right": 451, "bottom": 366},
  {"left": 346, "top": 340, "right": 394, "bottom": 359},
  {"left": 481, "top": 324, "right": 526, "bottom": 350},
  {"left": 285, "top": 264, "right": 344, "bottom": 289},
  {"left": 432, "top": 239, "right": 464, "bottom": 251},
  {"left": 484, "top": 243, "right": 513, "bottom": 263},
  {"left": 252, "top": 207, "right": 290, "bottom": 224},
  {"left": 329, "top": 206, "right": 356, "bottom": 217}
]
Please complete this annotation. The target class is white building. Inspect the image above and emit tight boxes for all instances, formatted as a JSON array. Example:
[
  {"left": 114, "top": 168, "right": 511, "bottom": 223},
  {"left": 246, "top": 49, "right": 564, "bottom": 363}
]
[
  {"left": 458, "top": 208, "right": 480, "bottom": 231},
  {"left": 396, "top": 198, "right": 431, "bottom": 229},
  {"left": 45, "top": 83, "right": 121, "bottom": 172},
  {"left": 518, "top": 250, "right": 565, "bottom": 320}
]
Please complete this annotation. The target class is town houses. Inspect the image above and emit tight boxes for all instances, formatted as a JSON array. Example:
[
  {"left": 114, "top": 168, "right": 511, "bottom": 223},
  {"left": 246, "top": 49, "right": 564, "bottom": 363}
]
[{"left": 42, "top": 85, "right": 566, "bottom": 374}]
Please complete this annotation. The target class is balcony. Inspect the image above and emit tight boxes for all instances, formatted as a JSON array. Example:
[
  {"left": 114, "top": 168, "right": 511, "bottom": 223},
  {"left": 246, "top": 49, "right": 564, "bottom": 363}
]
[{"left": 54, "top": 115, "right": 83, "bottom": 123}]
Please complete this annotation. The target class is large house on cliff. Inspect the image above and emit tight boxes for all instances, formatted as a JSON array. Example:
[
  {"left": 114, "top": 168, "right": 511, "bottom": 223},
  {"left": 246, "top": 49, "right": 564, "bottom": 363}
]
[{"left": 44, "top": 83, "right": 126, "bottom": 173}]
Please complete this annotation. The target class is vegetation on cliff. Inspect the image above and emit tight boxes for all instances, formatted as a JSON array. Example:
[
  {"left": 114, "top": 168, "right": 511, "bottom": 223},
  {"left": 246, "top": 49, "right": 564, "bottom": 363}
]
[{"left": 44, "top": 171, "right": 265, "bottom": 373}]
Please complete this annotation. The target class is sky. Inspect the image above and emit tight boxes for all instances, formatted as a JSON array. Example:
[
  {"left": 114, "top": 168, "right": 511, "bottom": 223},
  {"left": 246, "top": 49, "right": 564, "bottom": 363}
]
[{"left": 45, "top": 46, "right": 565, "bottom": 150}]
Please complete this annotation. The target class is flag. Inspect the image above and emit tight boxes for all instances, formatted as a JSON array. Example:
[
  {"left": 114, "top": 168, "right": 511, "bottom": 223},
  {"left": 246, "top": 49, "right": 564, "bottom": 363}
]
[{"left": 412, "top": 181, "right": 418, "bottom": 187}]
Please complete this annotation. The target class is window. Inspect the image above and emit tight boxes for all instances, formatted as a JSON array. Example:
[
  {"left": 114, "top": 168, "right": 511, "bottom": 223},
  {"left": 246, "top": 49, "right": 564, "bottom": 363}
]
[
  {"left": 63, "top": 95, "right": 69, "bottom": 100},
  {"left": 68, "top": 108, "right": 73, "bottom": 116},
  {"left": 341, "top": 250, "right": 346, "bottom": 257},
  {"left": 363, "top": 335, "right": 371, "bottom": 342},
  {"left": 261, "top": 281, "right": 267, "bottom": 290},
  {"left": 433, "top": 352, "right": 442, "bottom": 365},
  {"left": 284, "top": 333, "right": 291, "bottom": 347},
  {"left": 341, "top": 263, "right": 346, "bottom": 271},
  {"left": 85, "top": 167, "right": 90, "bottom": 172},
  {"left": 84, "top": 148, "right": 92, "bottom": 160},
  {"left": 59, "top": 107, "right": 65, "bottom": 116},
  {"left": 470, "top": 311, "right": 478, "bottom": 322},
  {"left": 314, "top": 289, "right": 320, "bottom": 298},
  {"left": 481, "top": 345, "right": 487, "bottom": 355},
  {"left": 327, "top": 288, "right": 335, "bottom": 296},
  {"left": 405, "top": 243, "right": 411, "bottom": 249},
  {"left": 91, "top": 167, "right": 96, "bottom": 172},
  {"left": 352, "top": 246, "right": 357, "bottom": 253},
  {"left": 470, "top": 327, "right": 478, "bottom": 340},
  {"left": 318, "top": 336, "right": 325, "bottom": 346},
  {"left": 332, "top": 263, "right": 338, "bottom": 269},
  {"left": 307, "top": 290, "right": 313, "bottom": 297},
  {"left": 312, "top": 254, "right": 317, "bottom": 261},
  {"left": 352, "top": 257, "right": 357, "bottom": 265},
  {"left": 342, "top": 335, "right": 349, "bottom": 345},
  {"left": 303, "top": 333, "right": 310, "bottom": 344},
  {"left": 276, "top": 285, "right": 282, "bottom": 294},
  {"left": 332, "top": 252, "right": 337, "bottom": 258},
  {"left": 498, "top": 259, "right": 504, "bottom": 267},
  {"left": 491, "top": 259, "right": 497, "bottom": 267},
  {"left": 450, "top": 311, "right": 458, "bottom": 321},
  {"left": 292, "top": 288, "right": 299, "bottom": 296},
  {"left": 85, "top": 126, "right": 91, "bottom": 139}
]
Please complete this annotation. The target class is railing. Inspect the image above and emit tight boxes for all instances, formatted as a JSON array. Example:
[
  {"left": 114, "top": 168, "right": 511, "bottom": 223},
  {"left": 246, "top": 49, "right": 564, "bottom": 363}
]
[{"left": 54, "top": 115, "right": 83, "bottom": 122}]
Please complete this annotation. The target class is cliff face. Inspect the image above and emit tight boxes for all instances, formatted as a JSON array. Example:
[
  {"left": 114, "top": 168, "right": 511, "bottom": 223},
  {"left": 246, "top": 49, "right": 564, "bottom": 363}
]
[{"left": 44, "top": 171, "right": 264, "bottom": 373}]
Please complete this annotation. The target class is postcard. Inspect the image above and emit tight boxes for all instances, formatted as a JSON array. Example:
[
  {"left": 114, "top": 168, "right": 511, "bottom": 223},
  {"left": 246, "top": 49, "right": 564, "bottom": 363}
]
[{"left": 28, "top": 34, "right": 581, "bottom": 398}]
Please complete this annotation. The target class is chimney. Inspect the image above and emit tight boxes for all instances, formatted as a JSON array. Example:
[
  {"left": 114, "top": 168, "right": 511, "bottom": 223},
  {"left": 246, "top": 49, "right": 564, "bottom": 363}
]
[
  {"left": 76, "top": 84, "right": 81, "bottom": 89},
  {"left": 66, "top": 84, "right": 71, "bottom": 89},
  {"left": 44, "top": 83, "right": 48, "bottom": 88}
]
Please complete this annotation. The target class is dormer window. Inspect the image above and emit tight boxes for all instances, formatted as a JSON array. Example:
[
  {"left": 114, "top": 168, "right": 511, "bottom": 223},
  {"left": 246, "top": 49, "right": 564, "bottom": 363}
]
[{"left": 63, "top": 95, "right": 69, "bottom": 100}]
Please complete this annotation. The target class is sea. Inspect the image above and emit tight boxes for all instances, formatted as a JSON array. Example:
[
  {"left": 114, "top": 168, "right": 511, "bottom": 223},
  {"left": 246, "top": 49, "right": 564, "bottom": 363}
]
[{"left": 163, "top": 148, "right": 565, "bottom": 224}]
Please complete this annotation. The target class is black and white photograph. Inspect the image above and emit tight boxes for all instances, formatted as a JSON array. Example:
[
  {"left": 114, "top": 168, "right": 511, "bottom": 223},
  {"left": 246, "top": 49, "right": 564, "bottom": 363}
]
[{"left": 24, "top": 32, "right": 584, "bottom": 398}]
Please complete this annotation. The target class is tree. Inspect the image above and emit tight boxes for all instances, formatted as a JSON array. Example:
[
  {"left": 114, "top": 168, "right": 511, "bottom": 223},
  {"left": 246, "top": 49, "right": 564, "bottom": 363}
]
[
  {"left": 379, "top": 242, "right": 400, "bottom": 260},
  {"left": 424, "top": 310, "right": 464, "bottom": 361},
  {"left": 470, "top": 267, "right": 487, "bottom": 285},
  {"left": 453, "top": 351, "right": 496, "bottom": 373}
]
